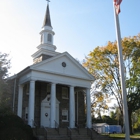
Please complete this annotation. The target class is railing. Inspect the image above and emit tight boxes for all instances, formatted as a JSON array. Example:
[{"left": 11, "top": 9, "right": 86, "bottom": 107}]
[
  {"left": 54, "top": 120, "right": 59, "bottom": 134},
  {"left": 32, "top": 120, "right": 48, "bottom": 139},
  {"left": 43, "top": 126, "right": 48, "bottom": 140},
  {"left": 87, "top": 128, "right": 93, "bottom": 140},
  {"left": 75, "top": 121, "right": 80, "bottom": 134},
  {"left": 67, "top": 127, "right": 72, "bottom": 140},
  {"left": 92, "top": 127, "right": 99, "bottom": 135},
  {"left": 32, "top": 120, "right": 38, "bottom": 136}
]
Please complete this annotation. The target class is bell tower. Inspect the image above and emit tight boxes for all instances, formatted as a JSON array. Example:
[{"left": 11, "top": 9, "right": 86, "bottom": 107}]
[{"left": 32, "top": 1, "right": 58, "bottom": 64}]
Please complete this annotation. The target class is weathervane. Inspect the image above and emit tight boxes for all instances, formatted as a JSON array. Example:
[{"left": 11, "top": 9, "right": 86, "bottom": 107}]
[{"left": 46, "top": 0, "right": 50, "bottom": 4}]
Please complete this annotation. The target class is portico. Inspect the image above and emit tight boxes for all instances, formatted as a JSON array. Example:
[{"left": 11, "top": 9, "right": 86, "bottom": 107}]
[{"left": 17, "top": 69, "right": 93, "bottom": 128}]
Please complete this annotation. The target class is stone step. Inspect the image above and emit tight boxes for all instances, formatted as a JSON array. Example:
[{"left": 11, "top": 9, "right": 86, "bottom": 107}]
[
  {"left": 33, "top": 128, "right": 112, "bottom": 140},
  {"left": 47, "top": 135, "right": 70, "bottom": 140},
  {"left": 72, "top": 136, "right": 91, "bottom": 139}
]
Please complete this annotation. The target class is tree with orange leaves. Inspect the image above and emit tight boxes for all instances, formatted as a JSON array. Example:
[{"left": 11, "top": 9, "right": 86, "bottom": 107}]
[{"left": 83, "top": 34, "right": 140, "bottom": 134}]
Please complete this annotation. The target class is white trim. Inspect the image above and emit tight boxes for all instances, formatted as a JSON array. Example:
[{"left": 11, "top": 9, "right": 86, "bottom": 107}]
[
  {"left": 40, "top": 29, "right": 55, "bottom": 35},
  {"left": 31, "top": 69, "right": 93, "bottom": 81},
  {"left": 31, "top": 47, "right": 58, "bottom": 59},
  {"left": 31, "top": 52, "right": 95, "bottom": 80}
]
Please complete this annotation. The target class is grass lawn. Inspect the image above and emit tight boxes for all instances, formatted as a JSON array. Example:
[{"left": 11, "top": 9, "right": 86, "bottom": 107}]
[{"left": 108, "top": 133, "right": 140, "bottom": 139}]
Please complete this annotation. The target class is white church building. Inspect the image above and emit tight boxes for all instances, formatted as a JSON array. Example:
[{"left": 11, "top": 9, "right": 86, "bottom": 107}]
[{"left": 9, "top": 3, "right": 95, "bottom": 129}]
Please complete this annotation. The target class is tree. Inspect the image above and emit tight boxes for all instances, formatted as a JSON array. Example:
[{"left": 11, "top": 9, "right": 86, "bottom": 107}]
[
  {"left": 132, "top": 109, "right": 140, "bottom": 130},
  {"left": 0, "top": 52, "right": 10, "bottom": 105},
  {"left": 0, "top": 52, "right": 10, "bottom": 78},
  {"left": 91, "top": 90, "right": 109, "bottom": 118},
  {"left": 115, "top": 106, "right": 122, "bottom": 125},
  {"left": 83, "top": 34, "right": 140, "bottom": 134},
  {"left": 102, "top": 115, "right": 117, "bottom": 125},
  {"left": 0, "top": 52, "right": 34, "bottom": 140}
]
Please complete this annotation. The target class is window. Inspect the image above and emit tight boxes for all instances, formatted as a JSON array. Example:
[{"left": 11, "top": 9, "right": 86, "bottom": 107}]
[
  {"left": 47, "top": 84, "right": 51, "bottom": 94},
  {"left": 25, "top": 107, "right": 28, "bottom": 120},
  {"left": 62, "top": 109, "right": 68, "bottom": 122},
  {"left": 62, "top": 87, "right": 68, "bottom": 99},
  {"left": 48, "top": 34, "right": 52, "bottom": 42},
  {"left": 26, "top": 83, "right": 29, "bottom": 95}
]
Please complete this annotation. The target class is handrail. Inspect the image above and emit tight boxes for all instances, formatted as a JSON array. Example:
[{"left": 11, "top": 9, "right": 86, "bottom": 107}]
[
  {"left": 75, "top": 121, "right": 80, "bottom": 134},
  {"left": 92, "top": 127, "right": 99, "bottom": 135},
  {"left": 32, "top": 120, "right": 38, "bottom": 127},
  {"left": 32, "top": 120, "right": 48, "bottom": 139},
  {"left": 32, "top": 119, "right": 38, "bottom": 135},
  {"left": 67, "top": 127, "right": 72, "bottom": 140},
  {"left": 87, "top": 128, "right": 93, "bottom": 140},
  {"left": 43, "top": 126, "right": 48, "bottom": 140},
  {"left": 54, "top": 120, "right": 59, "bottom": 134}
]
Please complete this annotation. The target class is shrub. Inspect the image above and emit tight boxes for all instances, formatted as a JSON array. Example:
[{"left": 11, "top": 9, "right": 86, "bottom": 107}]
[{"left": 0, "top": 108, "right": 33, "bottom": 140}]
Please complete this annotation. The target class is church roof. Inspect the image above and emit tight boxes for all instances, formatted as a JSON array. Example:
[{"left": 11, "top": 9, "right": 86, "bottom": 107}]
[
  {"left": 43, "top": 4, "right": 52, "bottom": 27},
  {"left": 8, "top": 52, "right": 95, "bottom": 87}
]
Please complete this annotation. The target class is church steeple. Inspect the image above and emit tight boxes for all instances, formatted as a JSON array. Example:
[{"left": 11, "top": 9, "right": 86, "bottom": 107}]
[
  {"left": 40, "top": 2, "right": 55, "bottom": 47},
  {"left": 43, "top": 4, "right": 52, "bottom": 28},
  {"left": 31, "top": 1, "right": 58, "bottom": 64}
]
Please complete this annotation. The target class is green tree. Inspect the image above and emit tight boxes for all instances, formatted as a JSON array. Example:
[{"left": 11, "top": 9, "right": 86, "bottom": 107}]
[
  {"left": 83, "top": 34, "right": 140, "bottom": 134},
  {"left": 0, "top": 52, "right": 10, "bottom": 78},
  {"left": 0, "top": 52, "right": 34, "bottom": 140},
  {"left": 0, "top": 52, "right": 11, "bottom": 106},
  {"left": 133, "top": 109, "right": 140, "bottom": 130},
  {"left": 91, "top": 90, "right": 109, "bottom": 118},
  {"left": 115, "top": 106, "right": 122, "bottom": 125},
  {"left": 110, "top": 111, "right": 116, "bottom": 120},
  {"left": 102, "top": 115, "right": 117, "bottom": 125}
]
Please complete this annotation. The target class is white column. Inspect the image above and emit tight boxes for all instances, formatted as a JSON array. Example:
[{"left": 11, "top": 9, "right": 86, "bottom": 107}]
[
  {"left": 17, "top": 85, "right": 23, "bottom": 117},
  {"left": 28, "top": 80, "right": 35, "bottom": 127},
  {"left": 69, "top": 85, "right": 75, "bottom": 128},
  {"left": 86, "top": 88, "right": 91, "bottom": 128},
  {"left": 50, "top": 83, "right": 56, "bottom": 128}
]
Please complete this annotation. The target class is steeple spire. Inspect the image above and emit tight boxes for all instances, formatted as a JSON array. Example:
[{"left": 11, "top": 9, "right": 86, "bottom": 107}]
[
  {"left": 32, "top": 0, "right": 57, "bottom": 64},
  {"left": 43, "top": 1, "right": 52, "bottom": 28}
]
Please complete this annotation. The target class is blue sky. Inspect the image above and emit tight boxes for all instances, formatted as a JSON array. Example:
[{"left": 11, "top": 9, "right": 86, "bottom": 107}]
[{"left": 0, "top": 0, "right": 140, "bottom": 75}]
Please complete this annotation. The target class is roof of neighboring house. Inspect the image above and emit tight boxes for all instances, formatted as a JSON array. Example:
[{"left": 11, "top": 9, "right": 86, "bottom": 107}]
[{"left": 93, "top": 123, "right": 108, "bottom": 127}]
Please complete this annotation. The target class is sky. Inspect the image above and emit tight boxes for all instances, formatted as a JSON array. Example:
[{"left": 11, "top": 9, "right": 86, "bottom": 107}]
[{"left": 0, "top": 0, "right": 140, "bottom": 76}]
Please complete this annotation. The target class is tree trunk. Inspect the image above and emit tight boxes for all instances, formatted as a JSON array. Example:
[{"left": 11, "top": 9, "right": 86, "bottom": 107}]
[{"left": 128, "top": 110, "right": 133, "bottom": 135}]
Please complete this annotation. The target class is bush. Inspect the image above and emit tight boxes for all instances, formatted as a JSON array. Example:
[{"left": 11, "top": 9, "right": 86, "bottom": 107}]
[{"left": 0, "top": 109, "right": 33, "bottom": 140}]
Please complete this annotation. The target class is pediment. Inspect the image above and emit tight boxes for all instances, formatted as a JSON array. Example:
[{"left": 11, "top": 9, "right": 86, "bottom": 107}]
[
  {"left": 30, "top": 52, "right": 94, "bottom": 80},
  {"left": 41, "top": 95, "right": 60, "bottom": 104}
]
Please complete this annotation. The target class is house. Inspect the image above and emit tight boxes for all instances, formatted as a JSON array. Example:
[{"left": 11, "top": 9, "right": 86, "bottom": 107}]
[
  {"left": 93, "top": 123, "right": 122, "bottom": 134},
  {"left": 8, "top": 3, "right": 95, "bottom": 129},
  {"left": 93, "top": 123, "right": 107, "bottom": 133}
]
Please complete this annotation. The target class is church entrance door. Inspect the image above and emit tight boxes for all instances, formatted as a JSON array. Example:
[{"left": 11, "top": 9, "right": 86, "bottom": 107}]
[{"left": 41, "top": 95, "right": 59, "bottom": 127}]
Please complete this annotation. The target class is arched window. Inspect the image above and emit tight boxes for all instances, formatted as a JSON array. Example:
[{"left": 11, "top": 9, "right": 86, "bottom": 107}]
[{"left": 48, "top": 34, "right": 52, "bottom": 42}]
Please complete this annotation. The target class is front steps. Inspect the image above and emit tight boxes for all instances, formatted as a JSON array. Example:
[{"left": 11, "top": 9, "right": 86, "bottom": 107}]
[
  {"left": 33, "top": 128, "right": 69, "bottom": 140},
  {"left": 33, "top": 128, "right": 113, "bottom": 140}
]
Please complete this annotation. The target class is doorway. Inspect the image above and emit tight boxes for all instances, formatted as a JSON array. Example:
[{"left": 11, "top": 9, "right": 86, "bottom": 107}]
[{"left": 41, "top": 95, "right": 59, "bottom": 127}]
